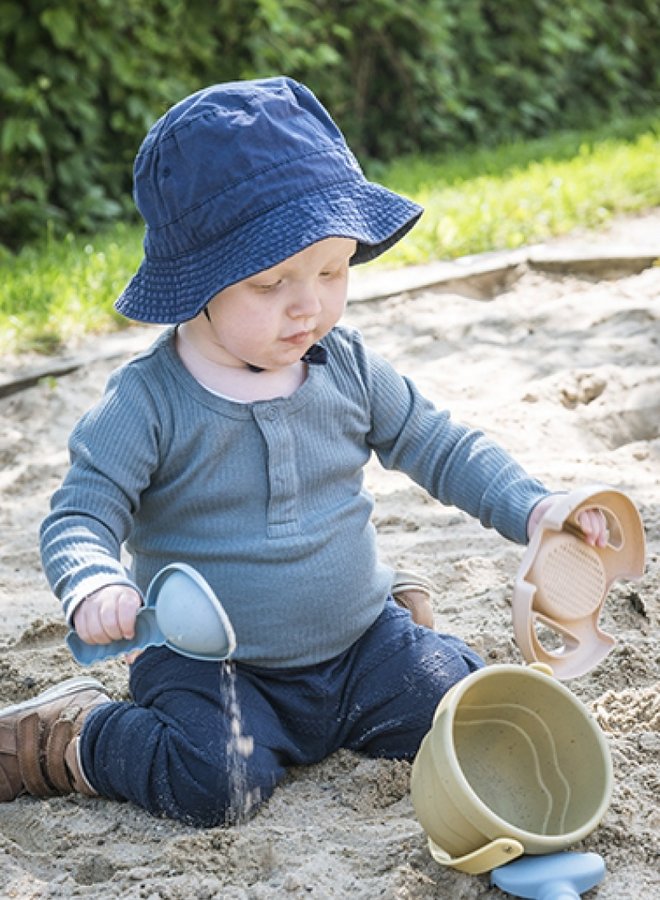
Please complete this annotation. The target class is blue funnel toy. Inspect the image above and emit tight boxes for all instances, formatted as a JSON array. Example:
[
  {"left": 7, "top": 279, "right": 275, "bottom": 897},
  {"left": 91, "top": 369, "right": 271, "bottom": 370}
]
[
  {"left": 66, "top": 563, "right": 236, "bottom": 665},
  {"left": 491, "top": 852, "right": 606, "bottom": 899}
]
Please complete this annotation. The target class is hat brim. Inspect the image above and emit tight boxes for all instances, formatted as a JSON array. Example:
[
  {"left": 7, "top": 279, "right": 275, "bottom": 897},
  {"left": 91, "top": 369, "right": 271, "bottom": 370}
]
[{"left": 115, "top": 179, "right": 422, "bottom": 324}]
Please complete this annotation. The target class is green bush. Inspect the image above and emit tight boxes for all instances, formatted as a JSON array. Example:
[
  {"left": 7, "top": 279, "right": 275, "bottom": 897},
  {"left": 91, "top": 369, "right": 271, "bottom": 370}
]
[
  {"left": 2, "top": 0, "right": 659, "bottom": 249},
  {"left": 1, "top": 0, "right": 216, "bottom": 248}
]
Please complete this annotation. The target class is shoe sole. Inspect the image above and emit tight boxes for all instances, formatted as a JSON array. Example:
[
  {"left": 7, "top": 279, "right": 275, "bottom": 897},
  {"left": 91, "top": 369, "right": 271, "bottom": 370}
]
[{"left": 0, "top": 677, "right": 106, "bottom": 720}]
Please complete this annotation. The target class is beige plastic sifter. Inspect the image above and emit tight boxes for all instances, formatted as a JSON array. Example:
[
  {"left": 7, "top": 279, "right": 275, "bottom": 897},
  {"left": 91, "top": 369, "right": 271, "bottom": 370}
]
[{"left": 512, "top": 484, "right": 646, "bottom": 679}]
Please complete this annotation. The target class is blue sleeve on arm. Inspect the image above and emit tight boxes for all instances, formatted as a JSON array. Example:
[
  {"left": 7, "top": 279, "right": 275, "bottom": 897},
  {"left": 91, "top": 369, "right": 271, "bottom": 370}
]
[
  {"left": 361, "top": 344, "right": 549, "bottom": 544},
  {"left": 40, "top": 365, "right": 162, "bottom": 620}
]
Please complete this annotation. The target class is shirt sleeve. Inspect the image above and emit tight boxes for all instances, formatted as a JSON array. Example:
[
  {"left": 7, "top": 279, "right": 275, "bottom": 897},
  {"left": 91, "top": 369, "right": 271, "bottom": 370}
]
[
  {"left": 358, "top": 337, "right": 550, "bottom": 545},
  {"left": 39, "top": 364, "right": 164, "bottom": 622}
]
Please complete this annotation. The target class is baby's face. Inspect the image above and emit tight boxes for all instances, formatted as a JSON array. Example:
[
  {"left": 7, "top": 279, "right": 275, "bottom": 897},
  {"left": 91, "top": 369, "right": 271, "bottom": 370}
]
[{"left": 192, "top": 237, "right": 356, "bottom": 372}]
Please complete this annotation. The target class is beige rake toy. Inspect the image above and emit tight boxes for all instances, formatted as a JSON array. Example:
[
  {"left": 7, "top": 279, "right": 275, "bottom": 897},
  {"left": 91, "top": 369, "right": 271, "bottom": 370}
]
[{"left": 512, "top": 484, "right": 646, "bottom": 679}]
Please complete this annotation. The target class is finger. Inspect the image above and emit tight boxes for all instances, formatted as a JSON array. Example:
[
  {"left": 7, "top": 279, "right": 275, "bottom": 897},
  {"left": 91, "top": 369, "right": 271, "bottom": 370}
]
[
  {"left": 77, "top": 600, "right": 109, "bottom": 643},
  {"left": 87, "top": 599, "right": 116, "bottom": 644},
  {"left": 591, "top": 509, "right": 609, "bottom": 546},
  {"left": 577, "top": 509, "right": 593, "bottom": 544},
  {"left": 578, "top": 509, "right": 608, "bottom": 547},
  {"left": 99, "top": 595, "right": 125, "bottom": 641},
  {"left": 578, "top": 510, "right": 599, "bottom": 545},
  {"left": 72, "top": 602, "right": 92, "bottom": 643},
  {"left": 116, "top": 591, "right": 142, "bottom": 639}
]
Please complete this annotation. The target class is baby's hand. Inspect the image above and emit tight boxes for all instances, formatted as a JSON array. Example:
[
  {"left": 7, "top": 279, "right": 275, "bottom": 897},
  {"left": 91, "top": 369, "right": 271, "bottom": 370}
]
[
  {"left": 73, "top": 585, "right": 142, "bottom": 645},
  {"left": 528, "top": 495, "right": 609, "bottom": 547},
  {"left": 575, "top": 507, "right": 609, "bottom": 547}
]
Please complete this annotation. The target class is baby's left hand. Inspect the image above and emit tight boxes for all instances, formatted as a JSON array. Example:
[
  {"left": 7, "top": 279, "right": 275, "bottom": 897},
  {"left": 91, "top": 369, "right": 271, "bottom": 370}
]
[{"left": 528, "top": 495, "right": 609, "bottom": 547}]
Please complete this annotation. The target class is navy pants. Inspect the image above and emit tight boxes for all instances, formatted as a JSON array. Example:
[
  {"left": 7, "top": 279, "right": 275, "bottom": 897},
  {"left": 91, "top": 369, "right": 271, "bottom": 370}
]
[{"left": 80, "top": 600, "right": 483, "bottom": 826}]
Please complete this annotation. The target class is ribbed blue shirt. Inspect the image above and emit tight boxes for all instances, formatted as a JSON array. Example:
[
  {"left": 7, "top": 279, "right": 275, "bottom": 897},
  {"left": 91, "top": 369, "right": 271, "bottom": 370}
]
[{"left": 40, "top": 326, "right": 549, "bottom": 666}]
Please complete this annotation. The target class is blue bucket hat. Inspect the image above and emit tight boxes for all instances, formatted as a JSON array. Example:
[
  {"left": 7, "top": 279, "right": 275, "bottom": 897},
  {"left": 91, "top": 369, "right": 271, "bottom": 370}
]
[{"left": 116, "top": 76, "right": 423, "bottom": 323}]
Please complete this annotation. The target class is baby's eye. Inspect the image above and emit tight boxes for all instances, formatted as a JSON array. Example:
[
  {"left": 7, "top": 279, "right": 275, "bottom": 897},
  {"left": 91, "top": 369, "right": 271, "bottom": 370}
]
[
  {"left": 252, "top": 278, "right": 282, "bottom": 292},
  {"left": 320, "top": 268, "right": 341, "bottom": 279}
]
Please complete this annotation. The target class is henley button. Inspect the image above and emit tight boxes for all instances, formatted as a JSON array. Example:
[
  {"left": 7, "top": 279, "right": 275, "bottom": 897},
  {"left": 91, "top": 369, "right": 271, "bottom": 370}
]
[{"left": 266, "top": 406, "right": 278, "bottom": 419}]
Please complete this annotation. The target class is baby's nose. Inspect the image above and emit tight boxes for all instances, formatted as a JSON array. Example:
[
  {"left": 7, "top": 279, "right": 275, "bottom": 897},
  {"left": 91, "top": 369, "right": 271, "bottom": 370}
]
[{"left": 290, "top": 284, "right": 322, "bottom": 318}]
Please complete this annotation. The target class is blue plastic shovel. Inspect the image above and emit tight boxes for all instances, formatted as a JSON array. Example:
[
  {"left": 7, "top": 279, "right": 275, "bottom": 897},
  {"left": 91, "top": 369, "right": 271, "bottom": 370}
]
[
  {"left": 491, "top": 852, "right": 606, "bottom": 899},
  {"left": 66, "top": 563, "right": 236, "bottom": 665}
]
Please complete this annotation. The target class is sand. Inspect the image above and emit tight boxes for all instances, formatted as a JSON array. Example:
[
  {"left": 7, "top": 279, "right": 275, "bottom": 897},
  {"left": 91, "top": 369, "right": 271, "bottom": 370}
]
[{"left": 0, "top": 212, "right": 658, "bottom": 898}]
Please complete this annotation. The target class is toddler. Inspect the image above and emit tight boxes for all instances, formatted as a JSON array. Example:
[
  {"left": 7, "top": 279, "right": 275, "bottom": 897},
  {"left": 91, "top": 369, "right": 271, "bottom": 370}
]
[{"left": 0, "top": 77, "right": 607, "bottom": 825}]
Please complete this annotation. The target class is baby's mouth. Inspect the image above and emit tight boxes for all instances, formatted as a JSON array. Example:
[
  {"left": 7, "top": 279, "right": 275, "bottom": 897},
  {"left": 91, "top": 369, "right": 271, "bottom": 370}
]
[{"left": 281, "top": 330, "right": 314, "bottom": 345}]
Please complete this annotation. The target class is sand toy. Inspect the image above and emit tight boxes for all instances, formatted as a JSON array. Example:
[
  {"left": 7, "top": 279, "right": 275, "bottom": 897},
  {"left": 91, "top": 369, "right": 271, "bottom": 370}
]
[
  {"left": 66, "top": 562, "right": 236, "bottom": 665},
  {"left": 410, "top": 663, "right": 612, "bottom": 874},
  {"left": 490, "top": 851, "right": 606, "bottom": 898},
  {"left": 513, "top": 484, "right": 645, "bottom": 679}
]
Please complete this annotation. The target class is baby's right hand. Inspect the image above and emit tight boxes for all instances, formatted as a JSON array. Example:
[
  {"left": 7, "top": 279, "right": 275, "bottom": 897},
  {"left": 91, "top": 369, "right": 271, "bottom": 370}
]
[{"left": 73, "top": 585, "right": 142, "bottom": 645}]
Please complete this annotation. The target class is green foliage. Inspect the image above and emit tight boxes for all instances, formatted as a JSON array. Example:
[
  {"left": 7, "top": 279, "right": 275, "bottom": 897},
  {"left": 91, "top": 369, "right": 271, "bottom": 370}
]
[{"left": 1, "top": 0, "right": 659, "bottom": 249}]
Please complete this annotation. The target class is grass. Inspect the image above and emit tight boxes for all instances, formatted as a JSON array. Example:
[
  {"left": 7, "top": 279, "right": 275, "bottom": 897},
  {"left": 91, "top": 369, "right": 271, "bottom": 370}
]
[
  {"left": 1, "top": 113, "right": 659, "bottom": 356},
  {"left": 0, "top": 222, "right": 143, "bottom": 356},
  {"left": 369, "top": 113, "right": 660, "bottom": 266}
]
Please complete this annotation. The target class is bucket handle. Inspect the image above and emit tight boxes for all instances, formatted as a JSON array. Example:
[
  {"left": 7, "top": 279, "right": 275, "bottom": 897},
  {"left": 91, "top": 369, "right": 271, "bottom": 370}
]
[
  {"left": 529, "top": 661, "right": 554, "bottom": 676},
  {"left": 428, "top": 836, "right": 525, "bottom": 874}
]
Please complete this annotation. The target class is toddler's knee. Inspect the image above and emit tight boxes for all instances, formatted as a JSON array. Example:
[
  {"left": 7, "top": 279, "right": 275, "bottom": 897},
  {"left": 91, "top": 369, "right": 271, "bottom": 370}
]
[
  {"left": 439, "top": 635, "right": 484, "bottom": 681},
  {"left": 165, "top": 765, "right": 263, "bottom": 827},
  {"left": 161, "top": 743, "right": 278, "bottom": 827}
]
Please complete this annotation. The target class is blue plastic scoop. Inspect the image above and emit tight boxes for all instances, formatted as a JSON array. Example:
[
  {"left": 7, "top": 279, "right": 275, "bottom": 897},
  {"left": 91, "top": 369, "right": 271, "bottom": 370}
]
[
  {"left": 491, "top": 852, "right": 606, "bottom": 899},
  {"left": 66, "top": 563, "right": 236, "bottom": 665}
]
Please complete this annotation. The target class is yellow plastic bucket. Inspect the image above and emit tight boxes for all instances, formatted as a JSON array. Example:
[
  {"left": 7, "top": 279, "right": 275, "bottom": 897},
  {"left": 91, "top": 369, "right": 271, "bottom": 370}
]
[{"left": 410, "top": 664, "right": 612, "bottom": 874}]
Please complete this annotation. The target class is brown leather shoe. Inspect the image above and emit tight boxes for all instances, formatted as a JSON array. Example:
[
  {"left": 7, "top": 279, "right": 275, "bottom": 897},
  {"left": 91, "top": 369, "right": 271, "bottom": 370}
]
[
  {"left": 0, "top": 676, "right": 110, "bottom": 801},
  {"left": 392, "top": 570, "right": 435, "bottom": 629}
]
